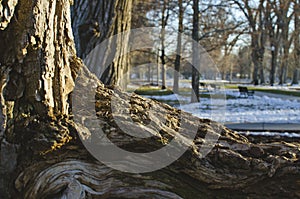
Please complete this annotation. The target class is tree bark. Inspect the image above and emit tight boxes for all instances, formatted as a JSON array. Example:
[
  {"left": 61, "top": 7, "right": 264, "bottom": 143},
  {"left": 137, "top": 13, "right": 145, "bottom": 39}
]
[
  {"left": 71, "top": 0, "right": 133, "bottom": 88},
  {"left": 1, "top": 1, "right": 300, "bottom": 198},
  {"left": 0, "top": 0, "right": 81, "bottom": 197},
  {"left": 7, "top": 66, "right": 300, "bottom": 198},
  {"left": 0, "top": 0, "right": 78, "bottom": 118}
]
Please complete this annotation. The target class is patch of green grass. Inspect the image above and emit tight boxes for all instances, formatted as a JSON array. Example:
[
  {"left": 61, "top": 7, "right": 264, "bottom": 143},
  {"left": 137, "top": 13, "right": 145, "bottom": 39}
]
[
  {"left": 224, "top": 84, "right": 238, "bottom": 89},
  {"left": 252, "top": 88, "right": 300, "bottom": 97},
  {"left": 225, "top": 84, "right": 300, "bottom": 97},
  {"left": 201, "top": 93, "right": 236, "bottom": 100},
  {"left": 130, "top": 86, "right": 235, "bottom": 101},
  {"left": 133, "top": 86, "right": 174, "bottom": 96}
]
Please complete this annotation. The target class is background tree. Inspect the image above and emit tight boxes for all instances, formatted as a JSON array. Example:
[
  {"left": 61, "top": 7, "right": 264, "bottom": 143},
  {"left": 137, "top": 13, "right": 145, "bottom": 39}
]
[
  {"left": 266, "top": 0, "right": 280, "bottom": 86},
  {"left": 233, "top": 0, "right": 267, "bottom": 85},
  {"left": 292, "top": 0, "right": 300, "bottom": 85},
  {"left": 191, "top": 0, "right": 200, "bottom": 102},
  {"left": 173, "top": 0, "right": 184, "bottom": 93},
  {"left": 274, "top": 0, "right": 294, "bottom": 85},
  {"left": 160, "top": 0, "right": 170, "bottom": 89},
  {"left": 237, "top": 46, "right": 252, "bottom": 79}
]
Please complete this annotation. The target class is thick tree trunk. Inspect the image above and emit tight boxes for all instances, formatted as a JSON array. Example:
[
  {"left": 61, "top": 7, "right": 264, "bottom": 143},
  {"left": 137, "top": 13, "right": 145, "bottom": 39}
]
[
  {"left": 0, "top": 0, "right": 81, "bottom": 197},
  {"left": 0, "top": 0, "right": 77, "bottom": 117},
  {"left": 1, "top": 1, "right": 300, "bottom": 198},
  {"left": 8, "top": 65, "right": 300, "bottom": 198},
  {"left": 71, "top": 0, "right": 133, "bottom": 88}
]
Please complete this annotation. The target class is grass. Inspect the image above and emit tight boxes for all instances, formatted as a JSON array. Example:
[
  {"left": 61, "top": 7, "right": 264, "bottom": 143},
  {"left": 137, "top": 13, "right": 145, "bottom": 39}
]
[
  {"left": 129, "top": 86, "right": 235, "bottom": 101},
  {"left": 225, "top": 84, "right": 300, "bottom": 97},
  {"left": 251, "top": 88, "right": 300, "bottom": 97},
  {"left": 132, "top": 86, "right": 174, "bottom": 96}
]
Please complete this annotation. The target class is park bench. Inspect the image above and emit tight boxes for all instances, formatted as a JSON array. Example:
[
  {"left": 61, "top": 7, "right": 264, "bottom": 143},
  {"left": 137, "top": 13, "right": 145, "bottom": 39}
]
[
  {"left": 238, "top": 86, "right": 254, "bottom": 98},
  {"left": 199, "top": 82, "right": 209, "bottom": 91}
]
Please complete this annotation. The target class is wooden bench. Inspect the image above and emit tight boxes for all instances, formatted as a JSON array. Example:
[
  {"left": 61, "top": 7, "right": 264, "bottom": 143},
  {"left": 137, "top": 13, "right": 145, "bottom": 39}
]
[
  {"left": 199, "top": 82, "right": 209, "bottom": 91},
  {"left": 238, "top": 86, "right": 254, "bottom": 98}
]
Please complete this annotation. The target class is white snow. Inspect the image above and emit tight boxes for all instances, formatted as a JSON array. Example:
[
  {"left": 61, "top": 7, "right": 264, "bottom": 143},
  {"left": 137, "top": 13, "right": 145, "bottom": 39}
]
[
  {"left": 239, "top": 131, "right": 300, "bottom": 138},
  {"left": 144, "top": 89, "right": 300, "bottom": 125}
]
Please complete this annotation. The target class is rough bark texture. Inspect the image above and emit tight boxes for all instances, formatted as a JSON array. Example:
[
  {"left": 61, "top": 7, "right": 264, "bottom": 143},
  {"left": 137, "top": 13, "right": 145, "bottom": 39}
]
[
  {"left": 71, "top": 0, "right": 132, "bottom": 88},
  {"left": 0, "top": 1, "right": 300, "bottom": 198},
  {"left": 8, "top": 65, "right": 300, "bottom": 198},
  {"left": 0, "top": 0, "right": 18, "bottom": 30},
  {"left": 0, "top": 0, "right": 80, "bottom": 197},
  {"left": 0, "top": 0, "right": 79, "bottom": 117}
]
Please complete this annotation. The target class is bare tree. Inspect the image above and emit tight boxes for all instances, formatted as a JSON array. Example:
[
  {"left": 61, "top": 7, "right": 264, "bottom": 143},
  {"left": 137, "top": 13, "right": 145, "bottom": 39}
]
[
  {"left": 275, "top": 0, "right": 294, "bottom": 84},
  {"left": 173, "top": 0, "right": 184, "bottom": 93},
  {"left": 233, "top": 0, "right": 267, "bottom": 85},
  {"left": 160, "top": 0, "right": 170, "bottom": 89},
  {"left": 191, "top": 0, "right": 200, "bottom": 102},
  {"left": 292, "top": 0, "right": 300, "bottom": 85},
  {"left": 265, "top": 0, "right": 280, "bottom": 86}
]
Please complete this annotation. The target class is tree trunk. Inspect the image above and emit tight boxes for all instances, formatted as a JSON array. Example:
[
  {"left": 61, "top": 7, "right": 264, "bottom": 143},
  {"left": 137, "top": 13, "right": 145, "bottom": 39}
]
[
  {"left": 292, "top": 0, "right": 300, "bottom": 85},
  {"left": 251, "top": 40, "right": 261, "bottom": 86},
  {"left": 279, "top": 48, "right": 289, "bottom": 85},
  {"left": 173, "top": 0, "right": 183, "bottom": 94},
  {"left": 1, "top": 1, "right": 300, "bottom": 198},
  {"left": 191, "top": 0, "right": 200, "bottom": 102},
  {"left": 0, "top": 0, "right": 78, "bottom": 118},
  {"left": 160, "top": 0, "right": 168, "bottom": 90},
  {"left": 71, "top": 0, "right": 133, "bottom": 88},
  {"left": 251, "top": 32, "right": 265, "bottom": 86},
  {"left": 0, "top": 0, "right": 80, "bottom": 197},
  {"left": 273, "top": 0, "right": 293, "bottom": 85},
  {"left": 258, "top": 4, "right": 266, "bottom": 85},
  {"left": 267, "top": 4, "right": 281, "bottom": 86},
  {"left": 270, "top": 45, "right": 278, "bottom": 86},
  {"left": 292, "top": 69, "right": 299, "bottom": 85},
  {"left": 4, "top": 65, "right": 300, "bottom": 198}
]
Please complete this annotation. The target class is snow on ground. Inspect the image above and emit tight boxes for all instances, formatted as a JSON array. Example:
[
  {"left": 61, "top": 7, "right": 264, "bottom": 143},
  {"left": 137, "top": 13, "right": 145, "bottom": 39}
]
[
  {"left": 145, "top": 89, "right": 300, "bottom": 124},
  {"left": 239, "top": 131, "right": 300, "bottom": 138}
]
